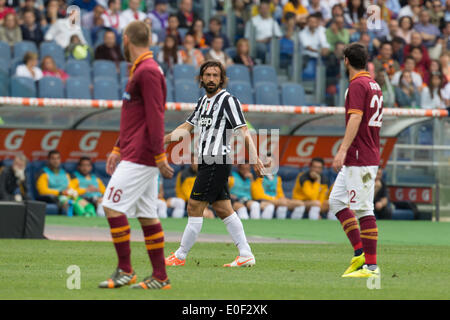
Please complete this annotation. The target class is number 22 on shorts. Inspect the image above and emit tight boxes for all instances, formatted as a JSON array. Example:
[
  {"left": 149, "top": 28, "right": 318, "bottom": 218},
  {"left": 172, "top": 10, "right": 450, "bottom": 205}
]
[{"left": 108, "top": 187, "right": 123, "bottom": 203}]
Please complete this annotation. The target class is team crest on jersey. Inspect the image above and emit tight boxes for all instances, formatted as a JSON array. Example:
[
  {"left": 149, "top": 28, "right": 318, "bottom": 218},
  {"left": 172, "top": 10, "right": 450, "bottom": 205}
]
[
  {"left": 122, "top": 92, "right": 131, "bottom": 101},
  {"left": 213, "top": 103, "right": 219, "bottom": 111}
]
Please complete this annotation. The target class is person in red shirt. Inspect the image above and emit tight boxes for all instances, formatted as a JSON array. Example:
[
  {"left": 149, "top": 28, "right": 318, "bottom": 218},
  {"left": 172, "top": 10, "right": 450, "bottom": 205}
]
[
  {"left": 330, "top": 43, "right": 381, "bottom": 278},
  {"left": 99, "top": 21, "right": 174, "bottom": 291},
  {"left": 0, "top": 0, "right": 15, "bottom": 23}
]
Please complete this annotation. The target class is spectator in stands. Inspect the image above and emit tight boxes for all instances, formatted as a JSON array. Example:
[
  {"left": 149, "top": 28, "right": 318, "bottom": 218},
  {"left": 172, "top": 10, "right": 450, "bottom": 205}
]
[
  {"left": 0, "top": 0, "right": 15, "bottom": 24},
  {"left": 439, "top": 51, "right": 450, "bottom": 83},
  {"left": 119, "top": 0, "right": 146, "bottom": 31},
  {"left": 409, "top": 45, "right": 430, "bottom": 84},
  {"left": 374, "top": 168, "right": 392, "bottom": 220},
  {"left": 421, "top": 72, "right": 446, "bottom": 108},
  {"left": 396, "top": 16, "right": 414, "bottom": 45},
  {"left": 204, "top": 16, "right": 230, "bottom": 49},
  {"left": 72, "top": 0, "right": 98, "bottom": 13},
  {"left": 41, "top": 55, "right": 69, "bottom": 82},
  {"left": 15, "top": 51, "right": 43, "bottom": 81},
  {"left": 81, "top": 4, "right": 105, "bottom": 30},
  {"left": 374, "top": 19, "right": 399, "bottom": 50},
  {"left": 377, "top": 0, "right": 394, "bottom": 24},
  {"left": 232, "top": 0, "right": 251, "bottom": 42},
  {"left": 429, "top": 0, "right": 444, "bottom": 27},
  {"left": 20, "top": 9, "right": 44, "bottom": 47},
  {"left": 251, "top": 153, "right": 305, "bottom": 220},
  {"left": 177, "top": 0, "right": 199, "bottom": 29},
  {"left": 157, "top": 34, "right": 180, "bottom": 74},
  {"left": 233, "top": 37, "right": 254, "bottom": 70},
  {"left": 0, "top": 154, "right": 29, "bottom": 202},
  {"left": 44, "top": 14, "right": 87, "bottom": 49},
  {"left": 414, "top": 9, "right": 440, "bottom": 48},
  {"left": 204, "top": 36, "right": 233, "bottom": 67},
  {"left": 299, "top": 13, "right": 330, "bottom": 59},
  {"left": 94, "top": 29, "right": 124, "bottom": 67},
  {"left": 326, "top": 15, "right": 350, "bottom": 51},
  {"left": 307, "top": 0, "right": 331, "bottom": 24},
  {"left": 65, "top": 34, "right": 91, "bottom": 60},
  {"left": 391, "top": 36, "right": 406, "bottom": 65},
  {"left": 325, "top": 41, "right": 345, "bottom": 104},
  {"left": 0, "top": 13, "right": 22, "bottom": 46},
  {"left": 394, "top": 70, "right": 421, "bottom": 107},
  {"left": 440, "top": 80, "right": 450, "bottom": 106},
  {"left": 244, "top": 0, "right": 282, "bottom": 63},
  {"left": 373, "top": 42, "right": 401, "bottom": 80},
  {"left": 101, "top": 0, "right": 122, "bottom": 32},
  {"left": 375, "top": 70, "right": 396, "bottom": 108},
  {"left": 143, "top": 17, "right": 160, "bottom": 46},
  {"left": 292, "top": 157, "right": 329, "bottom": 220},
  {"left": 71, "top": 156, "right": 106, "bottom": 217},
  {"left": 229, "top": 163, "right": 264, "bottom": 220},
  {"left": 36, "top": 150, "right": 76, "bottom": 214},
  {"left": 391, "top": 55, "right": 423, "bottom": 89},
  {"left": 166, "top": 13, "right": 182, "bottom": 45},
  {"left": 343, "top": 0, "right": 366, "bottom": 28},
  {"left": 42, "top": 0, "right": 63, "bottom": 26},
  {"left": 282, "top": 0, "right": 308, "bottom": 25},
  {"left": 147, "top": 0, "right": 169, "bottom": 32},
  {"left": 398, "top": 0, "right": 421, "bottom": 22},
  {"left": 178, "top": 33, "right": 204, "bottom": 68},
  {"left": 279, "top": 11, "right": 296, "bottom": 69},
  {"left": 188, "top": 18, "right": 208, "bottom": 49},
  {"left": 18, "top": 0, "right": 44, "bottom": 24}
]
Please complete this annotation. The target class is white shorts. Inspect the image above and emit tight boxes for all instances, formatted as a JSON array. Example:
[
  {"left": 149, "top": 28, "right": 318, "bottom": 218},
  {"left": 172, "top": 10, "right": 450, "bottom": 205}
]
[
  {"left": 328, "top": 166, "right": 378, "bottom": 218},
  {"left": 102, "top": 160, "right": 159, "bottom": 219}
]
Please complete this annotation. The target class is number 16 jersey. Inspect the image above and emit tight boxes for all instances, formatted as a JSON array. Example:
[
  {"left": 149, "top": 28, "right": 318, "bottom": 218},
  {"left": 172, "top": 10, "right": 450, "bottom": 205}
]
[{"left": 344, "top": 71, "right": 383, "bottom": 167}]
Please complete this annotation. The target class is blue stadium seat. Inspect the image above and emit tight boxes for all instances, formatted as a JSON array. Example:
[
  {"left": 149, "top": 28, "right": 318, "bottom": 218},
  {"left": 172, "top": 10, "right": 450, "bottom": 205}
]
[
  {"left": 0, "top": 68, "right": 9, "bottom": 96},
  {"left": 119, "top": 61, "right": 130, "bottom": 79},
  {"left": 93, "top": 60, "right": 118, "bottom": 79},
  {"left": 226, "top": 64, "right": 251, "bottom": 83},
  {"left": 39, "top": 41, "right": 65, "bottom": 69},
  {"left": 178, "top": 28, "right": 188, "bottom": 40},
  {"left": 252, "top": 65, "right": 278, "bottom": 85},
  {"left": 11, "top": 57, "right": 24, "bottom": 75},
  {"left": 0, "top": 41, "right": 11, "bottom": 63},
  {"left": 166, "top": 79, "right": 174, "bottom": 102},
  {"left": 65, "top": 77, "right": 92, "bottom": 99},
  {"left": 228, "top": 80, "right": 254, "bottom": 104},
  {"left": 302, "top": 57, "right": 317, "bottom": 81},
  {"left": 281, "top": 82, "right": 306, "bottom": 106},
  {"left": 81, "top": 27, "right": 93, "bottom": 47},
  {"left": 63, "top": 162, "right": 78, "bottom": 174},
  {"left": 10, "top": 76, "right": 36, "bottom": 97},
  {"left": 93, "top": 161, "right": 110, "bottom": 186},
  {"left": 0, "top": 58, "right": 9, "bottom": 74},
  {"left": 120, "top": 77, "right": 128, "bottom": 96},
  {"left": 392, "top": 209, "right": 414, "bottom": 220},
  {"left": 38, "top": 76, "right": 64, "bottom": 98},
  {"left": 255, "top": 82, "right": 280, "bottom": 105},
  {"left": 277, "top": 166, "right": 301, "bottom": 199},
  {"left": 93, "top": 28, "right": 107, "bottom": 48},
  {"left": 150, "top": 45, "right": 160, "bottom": 59},
  {"left": 13, "top": 41, "right": 38, "bottom": 60},
  {"left": 93, "top": 77, "right": 120, "bottom": 100},
  {"left": 224, "top": 47, "right": 237, "bottom": 59},
  {"left": 173, "top": 64, "right": 197, "bottom": 81},
  {"left": 65, "top": 59, "right": 91, "bottom": 78},
  {"left": 174, "top": 79, "right": 200, "bottom": 103}
]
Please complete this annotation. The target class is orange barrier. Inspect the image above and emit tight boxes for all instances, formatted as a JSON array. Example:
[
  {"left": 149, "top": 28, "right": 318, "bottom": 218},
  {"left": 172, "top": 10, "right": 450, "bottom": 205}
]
[{"left": 0, "top": 97, "right": 448, "bottom": 117}]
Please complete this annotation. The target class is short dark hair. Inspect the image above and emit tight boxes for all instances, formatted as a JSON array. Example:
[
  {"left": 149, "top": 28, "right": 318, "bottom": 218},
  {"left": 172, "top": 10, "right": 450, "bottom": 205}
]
[
  {"left": 379, "top": 41, "right": 392, "bottom": 50},
  {"left": 197, "top": 60, "right": 228, "bottom": 88},
  {"left": 343, "top": 43, "right": 368, "bottom": 70},
  {"left": 77, "top": 156, "right": 91, "bottom": 167},
  {"left": 284, "top": 11, "right": 296, "bottom": 22},
  {"left": 47, "top": 150, "right": 60, "bottom": 159},
  {"left": 310, "top": 157, "right": 324, "bottom": 167}
]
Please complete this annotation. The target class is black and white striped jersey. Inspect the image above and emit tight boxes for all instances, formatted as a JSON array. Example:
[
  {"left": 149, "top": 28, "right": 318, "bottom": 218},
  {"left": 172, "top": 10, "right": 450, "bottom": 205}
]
[{"left": 186, "top": 89, "right": 247, "bottom": 160}]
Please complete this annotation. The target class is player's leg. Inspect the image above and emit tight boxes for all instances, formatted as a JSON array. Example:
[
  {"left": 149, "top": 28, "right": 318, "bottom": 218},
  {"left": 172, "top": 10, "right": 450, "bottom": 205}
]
[
  {"left": 344, "top": 166, "right": 380, "bottom": 277},
  {"left": 168, "top": 197, "right": 186, "bottom": 218},
  {"left": 300, "top": 200, "right": 321, "bottom": 220},
  {"left": 166, "top": 198, "right": 209, "bottom": 265},
  {"left": 246, "top": 200, "right": 260, "bottom": 219},
  {"left": 286, "top": 199, "right": 307, "bottom": 220},
  {"left": 156, "top": 199, "right": 168, "bottom": 218},
  {"left": 212, "top": 199, "right": 255, "bottom": 267},
  {"left": 260, "top": 200, "right": 275, "bottom": 219},
  {"left": 329, "top": 166, "right": 365, "bottom": 276},
  {"left": 233, "top": 200, "right": 249, "bottom": 220}
]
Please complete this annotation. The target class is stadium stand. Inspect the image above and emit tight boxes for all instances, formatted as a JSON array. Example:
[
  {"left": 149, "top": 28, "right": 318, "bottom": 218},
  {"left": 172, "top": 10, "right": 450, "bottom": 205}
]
[
  {"left": 10, "top": 76, "right": 36, "bottom": 97},
  {"left": 65, "top": 77, "right": 92, "bottom": 99},
  {"left": 38, "top": 76, "right": 65, "bottom": 98}
]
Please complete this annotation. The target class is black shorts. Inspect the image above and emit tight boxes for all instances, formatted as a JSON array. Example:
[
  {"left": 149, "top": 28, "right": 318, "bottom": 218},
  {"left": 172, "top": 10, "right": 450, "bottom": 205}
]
[{"left": 190, "top": 163, "right": 231, "bottom": 204}]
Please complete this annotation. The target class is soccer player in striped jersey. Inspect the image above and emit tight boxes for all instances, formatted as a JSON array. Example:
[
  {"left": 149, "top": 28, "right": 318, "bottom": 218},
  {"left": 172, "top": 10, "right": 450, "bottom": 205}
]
[
  {"left": 330, "top": 43, "right": 382, "bottom": 278},
  {"left": 164, "top": 60, "right": 265, "bottom": 267}
]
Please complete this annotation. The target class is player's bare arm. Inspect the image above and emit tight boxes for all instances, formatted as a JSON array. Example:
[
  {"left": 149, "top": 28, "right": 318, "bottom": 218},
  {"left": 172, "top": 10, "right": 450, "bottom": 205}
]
[
  {"left": 106, "top": 147, "right": 121, "bottom": 176},
  {"left": 164, "top": 122, "right": 194, "bottom": 145},
  {"left": 236, "top": 125, "right": 265, "bottom": 177},
  {"left": 332, "top": 113, "right": 363, "bottom": 172}
]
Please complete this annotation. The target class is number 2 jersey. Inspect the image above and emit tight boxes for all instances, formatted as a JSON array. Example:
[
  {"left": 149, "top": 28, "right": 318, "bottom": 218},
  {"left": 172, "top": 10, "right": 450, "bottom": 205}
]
[{"left": 344, "top": 71, "right": 383, "bottom": 167}]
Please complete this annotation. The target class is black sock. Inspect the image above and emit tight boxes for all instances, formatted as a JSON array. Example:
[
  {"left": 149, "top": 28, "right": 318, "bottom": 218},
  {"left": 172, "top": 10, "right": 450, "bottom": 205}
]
[{"left": 354, "top": 248, "right": 363, "bottom": 256}]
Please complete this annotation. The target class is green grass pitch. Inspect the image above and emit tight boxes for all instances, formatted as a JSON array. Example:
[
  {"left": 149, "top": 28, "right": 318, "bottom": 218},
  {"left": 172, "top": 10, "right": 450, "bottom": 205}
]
[{"left": 0, "top": 217, "right": 449, "bottom": 300}]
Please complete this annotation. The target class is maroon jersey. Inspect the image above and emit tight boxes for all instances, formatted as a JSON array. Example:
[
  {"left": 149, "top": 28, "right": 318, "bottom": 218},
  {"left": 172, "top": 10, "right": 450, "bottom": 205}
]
[
  {"left": 117, "top": 53, "right": 166, "bottom": 167},
  {"left": 344, "top": 71, "right": 383, "bottom": 166}
]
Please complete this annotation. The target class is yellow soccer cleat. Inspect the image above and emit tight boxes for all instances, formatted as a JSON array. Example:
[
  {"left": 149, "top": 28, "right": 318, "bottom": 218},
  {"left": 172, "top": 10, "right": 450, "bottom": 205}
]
[
  {"left": 343, "top": 264, "right": 380, "bottom": 278},
  {"left": 342, "top": 253, "right": 365, "bottom": 277}
]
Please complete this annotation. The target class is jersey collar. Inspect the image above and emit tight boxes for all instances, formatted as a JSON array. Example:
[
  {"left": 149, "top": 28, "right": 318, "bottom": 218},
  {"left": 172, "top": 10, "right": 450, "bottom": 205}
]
[
  {"left": 350, "top": 71, "right": 371, "bottom": 82},
  {"left": 129, "top": 51, "right": 153, "bottom": 80}
]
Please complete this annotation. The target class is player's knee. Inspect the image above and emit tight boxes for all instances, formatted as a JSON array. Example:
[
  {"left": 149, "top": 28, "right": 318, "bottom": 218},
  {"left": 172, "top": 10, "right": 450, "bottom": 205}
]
[
  {"left": 186, "top": 200, "right": 204, "bottom": 217},
  {"left": 328, "top": 198, "right": 346, "bottom": 216},
  {"left": 103, "top": 205, "right": 123, "bottom": 218},
  {"left": 311, "top": 200, "right": 321, "bottom": 207}
]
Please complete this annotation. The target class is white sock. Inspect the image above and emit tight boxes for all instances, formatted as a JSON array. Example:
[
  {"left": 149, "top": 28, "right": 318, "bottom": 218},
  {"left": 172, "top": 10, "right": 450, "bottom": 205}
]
[
  {"left": 291, "top": 206, "right": 305, "bottom": 219},
  {"left": 308, "top": 206, "right": 321, "bottom": 220},
  {"left": 237, "top": 206, "right": 249, "bottom": 220},
  {"left": 170, "top": 198, "right": 186, "bottom": 218},
  {"left": 96, "top": 204, "right": 105, "bottom": 217},
  {"left": 249, "top": 201, "right": 261, "bottom": 219},
  {"left": 261, "top": 204, "right": 275, "bottom": 219},
  {"left": 223, "top": 213, "right": 252, "bottom": 257},
  {"left": 175, "top": 216, "right": 203, "bottom": 260},
  {"left": 156, "top": 199, "right": 167, "bottom": 218},
  {"left": 276, "top": 206, "right": 288, "bottom": 219}
]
